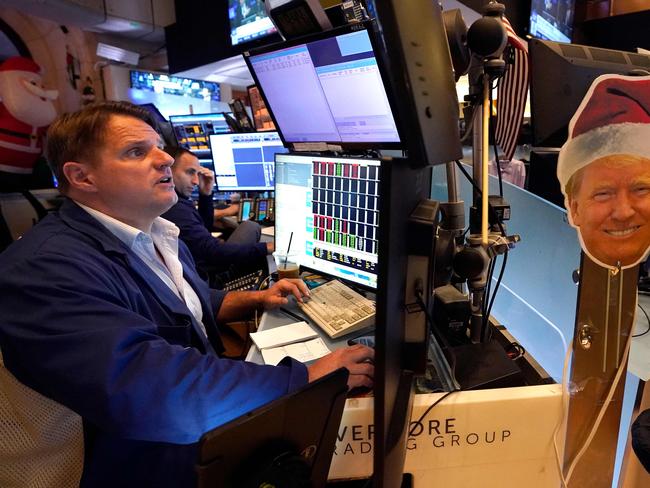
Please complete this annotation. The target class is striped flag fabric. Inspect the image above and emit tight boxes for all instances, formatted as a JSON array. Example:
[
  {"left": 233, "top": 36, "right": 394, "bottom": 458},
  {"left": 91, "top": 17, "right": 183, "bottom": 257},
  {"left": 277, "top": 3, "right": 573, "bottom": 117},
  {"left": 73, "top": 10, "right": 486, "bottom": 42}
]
[{"left": 494, "top": 16, "right": 529, "bottom": 162}]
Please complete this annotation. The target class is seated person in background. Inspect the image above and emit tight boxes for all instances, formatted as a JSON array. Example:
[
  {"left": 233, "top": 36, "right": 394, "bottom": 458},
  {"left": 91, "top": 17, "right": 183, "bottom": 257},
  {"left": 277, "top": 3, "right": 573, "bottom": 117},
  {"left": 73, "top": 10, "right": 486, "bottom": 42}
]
[
  {"left": 0, "top": 101, "right": 374, "bottom": 487},
  {"left": 632, "top": 409, "right": 650, "bottom": 473},
  {"left": 161, "top": 146, "right": 272, "bottom": 278}
]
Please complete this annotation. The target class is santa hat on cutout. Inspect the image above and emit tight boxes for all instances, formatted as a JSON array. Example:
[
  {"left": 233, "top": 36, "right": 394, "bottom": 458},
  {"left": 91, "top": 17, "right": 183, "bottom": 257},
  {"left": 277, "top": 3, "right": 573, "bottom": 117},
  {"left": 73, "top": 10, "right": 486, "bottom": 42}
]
[
  {"left": 0, "top": 56, "right": 42, "bottom": 75},
  {"left": 557, "top": 74, "right": 650, "bottom": 195}
]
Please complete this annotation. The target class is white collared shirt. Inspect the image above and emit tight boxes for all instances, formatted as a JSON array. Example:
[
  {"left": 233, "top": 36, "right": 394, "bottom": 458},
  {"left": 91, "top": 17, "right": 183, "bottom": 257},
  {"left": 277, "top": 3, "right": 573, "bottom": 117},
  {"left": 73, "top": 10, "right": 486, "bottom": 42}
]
[{"left": 75, "top": 202, "right": 206, "bottom": 337}]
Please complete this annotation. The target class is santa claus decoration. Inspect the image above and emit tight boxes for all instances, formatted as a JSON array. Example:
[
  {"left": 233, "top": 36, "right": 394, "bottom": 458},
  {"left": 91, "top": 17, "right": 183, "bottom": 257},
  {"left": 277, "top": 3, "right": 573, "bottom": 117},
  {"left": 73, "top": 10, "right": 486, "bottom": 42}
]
[{"left": 0, "top": 56, "right": 58, "bottom": 175}]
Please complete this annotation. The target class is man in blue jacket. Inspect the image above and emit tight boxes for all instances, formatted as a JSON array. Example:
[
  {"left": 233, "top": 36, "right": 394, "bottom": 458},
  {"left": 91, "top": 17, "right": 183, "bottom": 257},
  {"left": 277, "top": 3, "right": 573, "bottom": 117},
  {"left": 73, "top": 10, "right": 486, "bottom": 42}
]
[
  {"left": 0, "top": 102, "right": 374, "bottom": 487},
  {"left": 161, "top": 146, "right": 271, "bottom": 279}
]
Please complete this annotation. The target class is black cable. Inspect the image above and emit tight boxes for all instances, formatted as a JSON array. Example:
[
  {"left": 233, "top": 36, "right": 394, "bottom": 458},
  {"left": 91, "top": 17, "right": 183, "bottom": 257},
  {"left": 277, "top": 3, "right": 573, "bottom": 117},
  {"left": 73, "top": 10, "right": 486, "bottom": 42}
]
[
  {"left": 408, "top": 390, "right": 456, "bottom": 437},
  {"left": 454, "top": 160, "right": 506, "bottom": 235},
  {"left": 484, "top": 251, "right": 508, "bottom": 341},
  {"left": 482, "top": 258, "right": 496, "bottom": 318},
  {"left": 633, "top": 302, "right": 650, "bottom": 338}
]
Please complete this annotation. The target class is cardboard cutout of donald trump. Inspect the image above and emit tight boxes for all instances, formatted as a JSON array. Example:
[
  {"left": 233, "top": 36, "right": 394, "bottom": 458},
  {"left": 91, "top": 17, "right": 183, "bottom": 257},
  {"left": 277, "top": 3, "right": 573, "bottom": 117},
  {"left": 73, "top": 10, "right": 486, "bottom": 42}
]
[{"left": 558, "top": 74, "right": 650, "bottom": 269}]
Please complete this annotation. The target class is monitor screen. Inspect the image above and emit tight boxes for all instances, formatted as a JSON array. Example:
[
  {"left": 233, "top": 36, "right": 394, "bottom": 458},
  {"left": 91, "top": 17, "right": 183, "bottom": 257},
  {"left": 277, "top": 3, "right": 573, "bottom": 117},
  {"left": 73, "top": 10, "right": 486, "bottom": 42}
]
[
  {"left": 228, "top": 0, "right": 277, "bottom": 46},
  {"left": 247, "top": 85, "right": 276, "bottom": 131},
  {"left": 529, "top": 39, "right": 650, "bottom": 147},
  {"left": 244, "top": 22, "right": 401, "bottom": 148},
  {"left": 130, "top": 70, "right": 220, "bottom": 102},
  {"left": 169, "top": 113, "right": 231, "bottom": 160},
  {"left": 529, "top": 0, "right": 575, "bottom": 43},
  {"left": 210, "top": 131, "right": 288, "bottom": 191},
  {"left": 275, "top": 153, "right": 381, "bottom": 289}
]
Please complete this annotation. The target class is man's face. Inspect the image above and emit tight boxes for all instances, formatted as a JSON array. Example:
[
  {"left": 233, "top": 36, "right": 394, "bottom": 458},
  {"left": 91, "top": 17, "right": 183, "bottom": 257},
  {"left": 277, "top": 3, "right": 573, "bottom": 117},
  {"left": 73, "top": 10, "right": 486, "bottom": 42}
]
[
  {"left": 171, "top": 152, "right": 200, "bottom": 199},
  {"left": 569, "top": 156, "right": 650, "bottom": 267},
  {"left": 82, "top": 115, "right": 177, "bottom": 229}
]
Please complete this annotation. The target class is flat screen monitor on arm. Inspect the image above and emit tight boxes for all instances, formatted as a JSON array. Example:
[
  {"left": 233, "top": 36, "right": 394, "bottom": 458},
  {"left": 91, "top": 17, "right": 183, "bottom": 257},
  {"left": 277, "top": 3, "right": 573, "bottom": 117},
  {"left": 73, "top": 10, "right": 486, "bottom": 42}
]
[{"left": 243, "top": 21, "right": 402, "bottom": 150}]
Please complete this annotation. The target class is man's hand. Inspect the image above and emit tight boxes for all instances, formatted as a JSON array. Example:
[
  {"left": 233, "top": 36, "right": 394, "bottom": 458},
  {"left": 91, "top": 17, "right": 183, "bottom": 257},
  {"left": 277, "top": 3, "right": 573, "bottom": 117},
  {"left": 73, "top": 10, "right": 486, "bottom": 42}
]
[
  {"left": 308, "top": 344, "right": 374, "bottom": 390},
  {"left": 266, "top": 241, "right": 275, "bottom": 254},
  {"left": 197, "top": 167, "right": 215, "bottom": 196},
  {"left": 214, "top": 203, "right": 240, "bottom": 221},
  {"left": 260, "top": 279, "right": 310, "bottom": 309}
]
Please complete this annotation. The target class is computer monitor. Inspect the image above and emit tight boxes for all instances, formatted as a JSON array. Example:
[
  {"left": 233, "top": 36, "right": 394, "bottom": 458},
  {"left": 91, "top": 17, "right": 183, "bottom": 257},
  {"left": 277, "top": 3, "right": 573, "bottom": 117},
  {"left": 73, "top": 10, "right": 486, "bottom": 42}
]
[
  {"left": 275, "top": 153, "right": 381, "bottom": 289},
  {"left": 209, "top": 131, "right": 288, "bottom": 191},
  {"left": 529, "top": 0, "right": 575, "bottom": 43},
  {"left": 169, "top": 112, "right": 232, "bottom": 161},
  {"left": 247, "top": 85, "right": 276, "bottom": 131},
  {"left": 530, "top": 38, "right": 650, "bottom": 147},
  {"left": 228, "top": 0, "right": 277, "bottom": 47},
  {"left": 196, "top": 368, "right": 348, "bottom": 488},
  {"left": 243, "top": 21, "right": 402, "bottom": 150}
]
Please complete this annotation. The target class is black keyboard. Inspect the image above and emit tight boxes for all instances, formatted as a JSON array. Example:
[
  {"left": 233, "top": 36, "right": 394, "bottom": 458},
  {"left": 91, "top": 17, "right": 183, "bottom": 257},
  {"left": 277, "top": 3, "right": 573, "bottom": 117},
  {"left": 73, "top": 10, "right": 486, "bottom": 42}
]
[{"left": 222, "top": 269, "right": 265, "bottom": 291}]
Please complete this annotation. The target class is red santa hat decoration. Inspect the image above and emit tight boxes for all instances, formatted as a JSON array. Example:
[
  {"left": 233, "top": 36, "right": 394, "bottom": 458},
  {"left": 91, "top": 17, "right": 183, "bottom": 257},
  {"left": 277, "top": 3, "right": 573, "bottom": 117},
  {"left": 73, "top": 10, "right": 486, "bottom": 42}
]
[
  {"left": 0, "top": 56, "right": 58, "bottom": 174},
  {"left": 557, "top": 74, "right": 650, "bottom": 194}
]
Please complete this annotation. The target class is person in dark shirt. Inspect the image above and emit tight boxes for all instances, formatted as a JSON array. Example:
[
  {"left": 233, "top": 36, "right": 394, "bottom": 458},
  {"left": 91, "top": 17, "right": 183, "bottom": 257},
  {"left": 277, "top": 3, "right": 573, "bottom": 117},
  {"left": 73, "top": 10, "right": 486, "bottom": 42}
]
[{"left": 161, "top": 146, "right": 272, "bottom": 278}]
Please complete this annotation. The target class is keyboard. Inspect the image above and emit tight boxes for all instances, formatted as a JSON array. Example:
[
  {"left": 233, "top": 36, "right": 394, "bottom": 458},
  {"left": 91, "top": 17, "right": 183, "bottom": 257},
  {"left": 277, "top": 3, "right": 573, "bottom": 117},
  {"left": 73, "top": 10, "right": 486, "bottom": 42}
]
[
  {"left": 298, "top": 280, "right": 375, "bottom": 339},
  {"left": 222, "top": 269, "right": 265, "bottom": 291}
]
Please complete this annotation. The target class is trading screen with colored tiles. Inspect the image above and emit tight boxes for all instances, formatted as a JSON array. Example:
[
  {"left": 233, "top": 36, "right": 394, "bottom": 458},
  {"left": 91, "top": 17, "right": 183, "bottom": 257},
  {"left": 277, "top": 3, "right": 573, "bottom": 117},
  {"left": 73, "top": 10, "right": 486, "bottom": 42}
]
[
  {"left": 275, "top": 154, "right": 381, "bottom": 288},
  {"left": 311, "top": 159, "right": 379, "bottom": 275}
]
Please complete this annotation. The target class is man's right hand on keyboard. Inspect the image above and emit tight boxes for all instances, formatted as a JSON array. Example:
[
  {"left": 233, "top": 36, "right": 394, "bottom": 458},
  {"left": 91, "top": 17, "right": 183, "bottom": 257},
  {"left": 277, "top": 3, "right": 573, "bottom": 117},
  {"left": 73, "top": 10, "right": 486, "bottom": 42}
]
[
  {"left": 307, "top": 344, "right": 374, "bottom": 390},
  {"left": 260, "top": 278, "right": 310, "bottom": 309}
]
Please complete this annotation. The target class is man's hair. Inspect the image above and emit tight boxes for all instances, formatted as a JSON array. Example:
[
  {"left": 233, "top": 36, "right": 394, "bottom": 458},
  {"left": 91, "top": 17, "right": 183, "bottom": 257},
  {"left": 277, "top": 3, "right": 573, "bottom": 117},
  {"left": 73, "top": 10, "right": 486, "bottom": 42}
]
[
  {"left": 565, "top": 154, "right": 650, "bottom": 201},
  {"left": 45, "top": 101, "right": 158, "bottom": 193}
]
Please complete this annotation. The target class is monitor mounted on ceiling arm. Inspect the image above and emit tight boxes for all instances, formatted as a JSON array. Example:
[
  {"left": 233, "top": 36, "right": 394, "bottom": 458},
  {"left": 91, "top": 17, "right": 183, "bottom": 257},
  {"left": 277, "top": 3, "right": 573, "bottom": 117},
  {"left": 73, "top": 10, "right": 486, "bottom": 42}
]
[
  {"left": 369, "top": 0, "right": 462, "bottom": 168},
  {"left": 529, "top": 0, "right": 576, "bottom": 44},
  {"left": 529, "top": 38, "right": 650, "bottom": 148},
  {"left": 243, "top": 20, "right": 404, "bottom": 151},
  {"left": 228, "top": 0, "right": 278, "bottom": 47}
]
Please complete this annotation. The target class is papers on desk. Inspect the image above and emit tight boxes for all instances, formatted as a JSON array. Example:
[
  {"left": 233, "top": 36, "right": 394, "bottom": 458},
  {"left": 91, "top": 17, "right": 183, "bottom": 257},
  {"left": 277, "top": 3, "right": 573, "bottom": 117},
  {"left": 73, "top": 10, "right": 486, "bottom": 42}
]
[
  {"left": 250, "top": 321, "right": 330, "bottom": 365},
  {"left": 261, "top": 226, "right": 275, "bottom": 237},
  {"left": 261, "top": 338, "right": 331, "bottom": 366}
]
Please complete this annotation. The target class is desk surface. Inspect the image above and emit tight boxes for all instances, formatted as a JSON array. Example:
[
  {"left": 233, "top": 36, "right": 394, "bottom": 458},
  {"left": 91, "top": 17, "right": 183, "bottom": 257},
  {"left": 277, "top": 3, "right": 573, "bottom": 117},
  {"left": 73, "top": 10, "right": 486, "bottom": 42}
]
[{"left": 245, "top": 299, "right": 358, "bottom": 365}]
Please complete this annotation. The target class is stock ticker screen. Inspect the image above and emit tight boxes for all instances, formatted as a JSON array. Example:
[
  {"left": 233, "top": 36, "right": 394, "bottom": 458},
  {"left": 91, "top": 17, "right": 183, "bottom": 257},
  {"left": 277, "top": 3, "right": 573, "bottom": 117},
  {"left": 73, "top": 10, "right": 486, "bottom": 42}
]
[{"left": 275, "top": 153, "right": 380, "bottom": 288}]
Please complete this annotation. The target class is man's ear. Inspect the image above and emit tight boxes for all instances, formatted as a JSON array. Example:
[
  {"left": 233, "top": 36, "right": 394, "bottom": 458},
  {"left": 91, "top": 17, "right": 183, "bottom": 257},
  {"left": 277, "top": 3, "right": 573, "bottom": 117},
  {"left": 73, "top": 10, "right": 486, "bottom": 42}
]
[
  {"left": 569, "top": 198, "right": 581, "bottom": 227},
  {"left": 62, "top": 161, "right": 98, "bottom": 193}
]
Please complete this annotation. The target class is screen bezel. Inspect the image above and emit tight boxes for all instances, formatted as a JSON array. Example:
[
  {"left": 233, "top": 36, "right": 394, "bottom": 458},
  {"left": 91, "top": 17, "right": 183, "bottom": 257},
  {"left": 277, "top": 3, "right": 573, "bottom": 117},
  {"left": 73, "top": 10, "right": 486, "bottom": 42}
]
[
  {"left": 243, "top": 20, "right": 405, "bottom": 152},
  {"left": 209, "top": 131, "right": 284, "bottom": 192},
  {"left": 274, "top": 151, "right": 382, "bottom": 292}
]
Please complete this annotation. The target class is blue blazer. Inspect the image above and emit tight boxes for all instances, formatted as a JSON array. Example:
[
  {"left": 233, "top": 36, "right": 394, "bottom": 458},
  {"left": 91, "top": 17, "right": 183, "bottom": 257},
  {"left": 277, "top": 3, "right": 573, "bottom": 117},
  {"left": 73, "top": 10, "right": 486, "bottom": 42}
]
[{"left": 0, "top": 199, "right": 307, "bottom": 487}]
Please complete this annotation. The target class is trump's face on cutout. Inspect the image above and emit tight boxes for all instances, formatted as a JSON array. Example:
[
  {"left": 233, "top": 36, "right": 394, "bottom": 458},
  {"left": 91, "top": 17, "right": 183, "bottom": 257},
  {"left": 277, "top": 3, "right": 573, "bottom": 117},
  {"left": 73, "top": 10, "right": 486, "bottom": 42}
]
[{"left": 567, "top": 154, "right": 650, "bottom": 268}]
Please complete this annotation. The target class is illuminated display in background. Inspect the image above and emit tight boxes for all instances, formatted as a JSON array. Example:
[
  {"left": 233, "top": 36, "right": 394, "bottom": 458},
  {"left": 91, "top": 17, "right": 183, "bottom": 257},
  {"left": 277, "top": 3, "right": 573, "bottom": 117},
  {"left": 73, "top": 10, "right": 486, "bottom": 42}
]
[
  {"left": 248, "top": 85, "right": 276, "bottom": 131},
  {"left": 275, "top": 153, "right": 380, "bottom": 289},
  {"left": 210, "top": 131, "right": 288, "bottom": 191},
  {"left": 130, "top": 70, "right": 221, "bottom": 102},
  {"left": 169, "top": 113, "right": 231, "bottom": 161},
  {"left": 529, "top": 0, "right": 575, "bottom": 43},
  {"left": 228, "top": 0, "right": 277, "bottom": 46}
]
